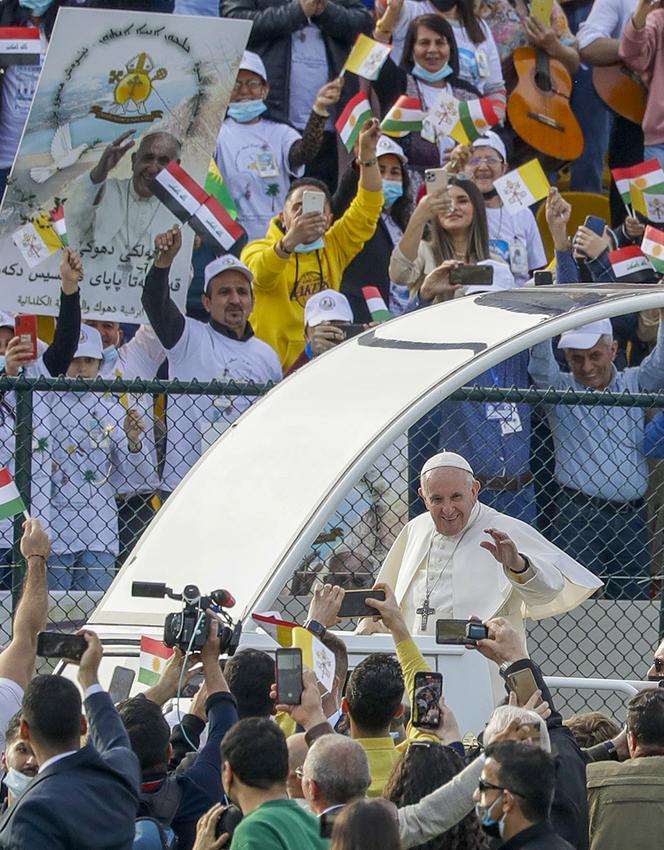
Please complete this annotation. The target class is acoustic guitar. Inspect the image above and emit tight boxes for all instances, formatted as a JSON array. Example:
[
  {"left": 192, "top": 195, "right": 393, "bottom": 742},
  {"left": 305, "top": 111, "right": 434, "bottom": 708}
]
[
  {"left": 591, "top": 64, "right": 646, "bottom": 125},
  {"left": 507, "top": 47, "right": 584, "bottom": 161}
]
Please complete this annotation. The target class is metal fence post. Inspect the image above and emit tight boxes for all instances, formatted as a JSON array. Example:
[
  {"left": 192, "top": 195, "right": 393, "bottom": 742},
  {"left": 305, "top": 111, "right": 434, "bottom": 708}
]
[{"left": 11, "top": 386, "right": 33, "bottom": 612}]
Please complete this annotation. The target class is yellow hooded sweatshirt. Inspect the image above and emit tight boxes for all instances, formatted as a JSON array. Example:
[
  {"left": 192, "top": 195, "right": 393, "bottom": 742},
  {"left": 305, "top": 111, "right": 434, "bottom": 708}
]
[{"left": 241, "top": 185, "right": 383, "bottom": 371}]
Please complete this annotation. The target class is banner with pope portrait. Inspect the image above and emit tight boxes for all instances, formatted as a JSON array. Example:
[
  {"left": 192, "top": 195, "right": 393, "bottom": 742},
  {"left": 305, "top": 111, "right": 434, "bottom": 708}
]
[{"left": 0, "top": 8, "right": 250, "bottom": 322}]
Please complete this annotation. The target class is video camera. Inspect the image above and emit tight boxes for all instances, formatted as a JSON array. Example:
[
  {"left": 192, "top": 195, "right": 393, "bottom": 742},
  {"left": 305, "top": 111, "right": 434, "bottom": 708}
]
[{"left": 131, "top": 582, "right": 242, "bottom": 655}]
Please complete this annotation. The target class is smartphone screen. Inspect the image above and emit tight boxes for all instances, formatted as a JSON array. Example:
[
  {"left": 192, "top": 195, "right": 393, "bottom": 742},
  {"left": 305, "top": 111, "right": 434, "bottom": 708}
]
[
  {"left": 108, "top": 666, "right": 135, "bottom": 704},
  {"left": 36, "top": 631, "right": 87, "bottom": 660},
  {"left": 435, "top": 619, "right": 470, "bottom": 645},
  {"left": 302, "top": 191, "right": 325, "bottom": 215},
  {"left": 337, "top": 589, "right": 385, "bottom": 618},
  {"left": 449, "top": 265, "right": 494, "bottom": 287},
  {"left": 412, "top": 671, "right": 443, "bottom": 728},
  {"left": 506, "top": 668, "right": 539, "bottom": 705},
  {"left": 276, "top": 648, "right": 303, "bottom": 705}
]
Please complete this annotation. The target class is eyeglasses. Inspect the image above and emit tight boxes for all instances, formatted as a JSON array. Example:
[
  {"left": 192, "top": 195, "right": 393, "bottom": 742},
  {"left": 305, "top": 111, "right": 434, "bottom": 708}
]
[
  {"left": 654, "top": 657, "right": 664, "bottom": 673},
  {"left": 295, "top": 767, "right": 304, "bottom": 780},
  {"left": 478, "top": 779, "right": 524, "bottom": 797},
  {"left": 469, "top": 156, "right": 503, "bottom": 167},
  {"left": 232, "top": 79, "right": 264, "bottom": 93}
]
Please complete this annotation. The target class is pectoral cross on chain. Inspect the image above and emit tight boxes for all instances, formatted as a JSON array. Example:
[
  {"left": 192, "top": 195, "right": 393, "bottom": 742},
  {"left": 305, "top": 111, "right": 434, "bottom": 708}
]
[{"left": 417, "top": 597, "right": 435, "bottom": 630}]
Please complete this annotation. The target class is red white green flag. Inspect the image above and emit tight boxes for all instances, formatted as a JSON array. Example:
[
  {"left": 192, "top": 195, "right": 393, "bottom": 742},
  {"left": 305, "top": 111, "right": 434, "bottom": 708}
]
[
  {"left": 0, "top": 467, "right": 26, "bottom": 522},
  {"left": 335, "top": 93, "right": 373, "bottom": 152},
  {"left": 451, "top": 98, "right": 500, "bottom": 145},
  {"left": 49, "top": 205, "right": 68, "bottom": 247},
  {"left": 607, "top": 245, "right": 654, "bottom": 280},
  {"left": 612, "top": 160, "right": 664, "bottom": 206},
  {"left": 138, "top": 636, "right": 174, "bottom": 686},
  {"left": 641, "top": 226, "right": 664, "bottom": 273},
  {"left": 380, "top": 97, "right": 423, "bottom": 138},
  {"left": 362, "top": 286, "right": 391, "bottom": 321}
]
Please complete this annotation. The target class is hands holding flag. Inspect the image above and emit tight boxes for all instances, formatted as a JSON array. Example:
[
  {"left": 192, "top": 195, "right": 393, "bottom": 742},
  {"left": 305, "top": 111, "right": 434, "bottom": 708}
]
[{"left": 154, "top": 226, "right": 182, "bottom": 269}]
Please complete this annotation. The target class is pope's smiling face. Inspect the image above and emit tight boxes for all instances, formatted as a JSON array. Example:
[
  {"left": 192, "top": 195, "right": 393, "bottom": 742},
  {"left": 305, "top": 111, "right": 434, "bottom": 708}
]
[{"left": 419, "top": 467, "right": 480, "bottom": 536}]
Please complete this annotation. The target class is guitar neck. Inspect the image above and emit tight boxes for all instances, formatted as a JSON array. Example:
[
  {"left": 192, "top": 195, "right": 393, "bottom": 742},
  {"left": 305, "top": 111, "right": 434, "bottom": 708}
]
[{"left": 534, "top": 47, "right": 552, "bottom": 92}]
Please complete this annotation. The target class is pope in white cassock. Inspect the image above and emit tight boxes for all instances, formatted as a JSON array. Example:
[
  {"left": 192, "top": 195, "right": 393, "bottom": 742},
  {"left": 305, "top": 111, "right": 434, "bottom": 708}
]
[{"left": 369, "top": 451, "right": 602, "bottom": 668}]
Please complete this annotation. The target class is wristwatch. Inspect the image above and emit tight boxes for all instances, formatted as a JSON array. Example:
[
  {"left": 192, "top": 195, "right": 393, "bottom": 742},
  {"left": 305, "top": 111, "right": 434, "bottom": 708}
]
[
  {"left": 304, "top": 618, "right": 327, "bottom": 640},
  {"left": 604, "top": 739, "right": 619, "bottom": 761},
  {"left": 360, "top": 157, "right": 377, "bottom": 168}
]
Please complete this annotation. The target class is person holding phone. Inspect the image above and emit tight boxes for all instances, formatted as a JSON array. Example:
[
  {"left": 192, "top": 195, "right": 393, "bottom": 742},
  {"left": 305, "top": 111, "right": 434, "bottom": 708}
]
[{"left": 242, "top": 118, "right": 383, "bottom": 371}]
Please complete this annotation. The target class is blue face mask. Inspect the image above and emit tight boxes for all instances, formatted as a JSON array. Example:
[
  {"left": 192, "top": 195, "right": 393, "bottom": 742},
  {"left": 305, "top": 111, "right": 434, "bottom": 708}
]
[
  {"left": 294, "top": 237, "right": 325, "bottom": 253},
  {"left": 382, "top": 179, "right": 404, "bottom": 209},
  {"left": 4, "top": 767, "right": 34, "bottom": 800},
  {"left": 475, "top": 794, "right": 505, "bottom": 840},
  {"left": 227, "top": 99, "right": 267, "bottom": 123},
  {"left": 102, "top": 345, "right": 118, "bottom": 366},
  {"left": 412, "top": 62, "right": 453, "bottom": 83},
  {"left": 19, "top": 0, "right": 54, "bottom": 13},
  {"left": 0, "top": 356, "right": 5, "bottom": 372}
]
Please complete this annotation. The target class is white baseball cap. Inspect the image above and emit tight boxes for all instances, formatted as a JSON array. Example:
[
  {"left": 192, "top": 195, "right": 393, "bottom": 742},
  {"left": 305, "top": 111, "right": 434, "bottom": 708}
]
[
  {"left": 238, "top": 50, "right": 267, "bottom": 82},
  {"left": 377, "top": 135, "right": 408, "bottom": 165},
  {"left": 471, "top": 131, "right": 507, "bottom": 163},
  {"left": 465, "top": 259, "right": 515, "bottom": 295},
  {"left": 304, "top": 289, "right": 353, "bottom": 327},
  {"left": 0, "top": 311, "right": 14, "bottom": 330},
  {"left": 558, "top": 319, "right": 613, "bottom": 350},
  {"left": 421, "top": 451, "right": 474, "bottom": 477},
  {"left": 204, "top": 254, "right": 254, "bottom": 290},
  {"left": 74, "top": 325, "right": 103, "bottom": 360}
]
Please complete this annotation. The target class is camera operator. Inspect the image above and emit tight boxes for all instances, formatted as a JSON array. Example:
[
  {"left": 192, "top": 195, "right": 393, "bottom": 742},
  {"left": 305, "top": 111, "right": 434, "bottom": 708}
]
[{"left": 118, "top": 614, "right": 238, "bottom": 850}]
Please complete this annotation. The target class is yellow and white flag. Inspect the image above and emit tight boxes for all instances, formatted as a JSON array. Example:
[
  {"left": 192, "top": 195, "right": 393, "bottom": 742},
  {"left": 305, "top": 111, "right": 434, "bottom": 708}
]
[
  {"left": 343, "top": 34, "right": 391, "bottom": 81},
  {"left": 494, "top": 159, "right": 550, "bottom": 215},
  {"left": 291, "top": 626, "right": 336, "bottom": 693}
]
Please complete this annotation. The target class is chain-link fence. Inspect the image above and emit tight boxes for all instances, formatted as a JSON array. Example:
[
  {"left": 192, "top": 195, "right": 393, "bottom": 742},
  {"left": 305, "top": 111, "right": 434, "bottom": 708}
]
[{"left": 3, "top": 374, "right": 664, "bottom": 718}]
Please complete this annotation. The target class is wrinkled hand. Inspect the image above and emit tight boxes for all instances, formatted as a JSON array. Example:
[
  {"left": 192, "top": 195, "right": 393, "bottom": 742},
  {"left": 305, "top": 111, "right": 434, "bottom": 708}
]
[
  {"left": 308, "top": 583, "right": 345, "bottom": 627},
  {"left": 445, "top": 144, "right": 472, "bottom": 174},
  {"left": 308, "top": 323, "right": 346, "bottom": 356},
  {"left": 572, "top": 225, "right": 610, "bottom": 261},
  {"left": 90, "top": 130, "right": 135, "bottom": 185},
  {"left": 508, "top": 687, "right": 551, "bottom": 719},
  {"left": 76, "top": 629, "right": 104, "bottom": 690},
  {"left": 154, "top": 227, "right": 182, "bottom": 268},
  {"left": 272, "top": 667, "right": 326, "bottom": 729},
  {"left": 472, "top": 616, "right": 527, "bottom": 665},
  {"left": 5, "top": 336, "right": 35, "bottom": 375},
  {"left": 314, "top": 78, "right": 343, "bottom": 113},
  {"left": 434, "top": 696, "right": 461, "bottom": 745},
  {"left": 480, "top": 528, "right": 527, "bottom": 572},
  {"left": 420, "top": 259, "right": 463, "bottom": 302},
  {"left": 364, "top": 582, "right": 408, "bottom": 639},
  {"left": 358, "top": 118, "right": 381, "bottom": 160},
  {"left": 192, "top": 803, "right": 228, "bottom": 850},
  {"left": 524, "top": 16, "right": 558, "bottom": 51},
  {"left": 20, "top": 517, "right": 50, "bottom": 560},
  {"left": 60, "top": 247, "right": 84, "bottom": 294},
  {"left": 624, "top": 215, "right": 645, "bottom": 240}
]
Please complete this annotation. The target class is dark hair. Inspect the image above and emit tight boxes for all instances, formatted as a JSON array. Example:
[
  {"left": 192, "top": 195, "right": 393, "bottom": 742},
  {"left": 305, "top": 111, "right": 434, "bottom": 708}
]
[
  {"left": 626, "top": 690, "right": 664, "bottom": 748},
  {"left": 429, "top": 176, "right": 489, "bottom": 264},
  {"left": 453, "top": 0, "right": 486, "bottom": 45},
  {"left": 564, "top": 712, "right": 621, "bottom": 749},
  {"left": 321, "top": 632, "right": 349, "bottom": 695},
  {"left": 402, "top": 15, "right": 460, "bottom": 78},
  {"left": 384, "top": 742, "right": 489, "bottom": 850},
  {"left": 484, "top": 741, "right": 556, "bottom": 823},
  {"left": 384, "top": 159, "right": 413, "bottom": 232},
  {"left": 284, "top": 177, "right": 333, "bottom": 208},
  {"left": 345, "top": 654, "right": 404, "bottom": 733},
  {"left": 22, "top": 675, "right": 81, "bottom": 748},
  {"left": 118, "top": 695, "right": 170, "bottom": 772},
  {"left": 330, "top": 798, "right": 401, "bottom": 850},
  {"left": 4, "top": 711, "right": 22, "bottom": 747},
  {"left": 221, "top": 717, "right": 288, "bottom": 788},
  {"left": 224, "top": 649, "right": 275, "bottom": 719}
]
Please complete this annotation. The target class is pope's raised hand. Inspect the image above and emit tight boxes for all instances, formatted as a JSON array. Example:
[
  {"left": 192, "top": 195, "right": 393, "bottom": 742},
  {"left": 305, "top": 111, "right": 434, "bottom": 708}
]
[{"left": 480, "top": 528, "right": 526, "bottom": 573}]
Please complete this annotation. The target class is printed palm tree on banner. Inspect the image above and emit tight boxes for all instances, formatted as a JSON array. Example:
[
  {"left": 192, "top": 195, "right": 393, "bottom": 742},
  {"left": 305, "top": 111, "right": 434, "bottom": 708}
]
[{"left": 265, "top": 183, "right": 280, "bottom": 210}]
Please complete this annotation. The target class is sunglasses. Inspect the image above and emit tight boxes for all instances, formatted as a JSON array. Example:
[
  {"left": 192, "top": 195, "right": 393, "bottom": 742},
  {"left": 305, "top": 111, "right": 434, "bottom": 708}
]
[{"left": 478, "top": 779, "right": 524, "bottom": 797}]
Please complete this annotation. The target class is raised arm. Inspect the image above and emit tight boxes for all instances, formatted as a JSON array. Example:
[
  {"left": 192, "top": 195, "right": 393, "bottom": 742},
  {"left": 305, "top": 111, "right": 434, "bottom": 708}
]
[
  {"left": 141, "top": 227, "right": 186, "bottom": 350},
  {"left": 42, "top": 248, "right": 83, "bottom": 378}
]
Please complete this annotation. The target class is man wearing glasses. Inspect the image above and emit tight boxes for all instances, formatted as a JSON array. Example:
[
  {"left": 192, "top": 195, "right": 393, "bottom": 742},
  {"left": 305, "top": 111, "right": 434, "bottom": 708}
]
[
  {"left": 647, "top": 639, "right": 664, "bottom": 682},
  {"left": 475, "top": 741, "right": 574, "bottom": 849}
]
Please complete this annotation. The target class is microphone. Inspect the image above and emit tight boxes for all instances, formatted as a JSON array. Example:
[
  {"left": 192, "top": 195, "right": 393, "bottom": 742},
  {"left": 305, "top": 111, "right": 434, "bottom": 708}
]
[{"left": 211, "top": 589, "right": 236, "bottom": 608}]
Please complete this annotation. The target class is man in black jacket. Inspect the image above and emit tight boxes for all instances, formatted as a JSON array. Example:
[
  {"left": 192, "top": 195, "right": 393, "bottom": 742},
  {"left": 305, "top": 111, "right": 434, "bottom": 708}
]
[
  {"left": 0, "top": 631, "right": 140, "bottom": 850},
  {"left": 220, "top": 0, "right": 372, "bottom": 188}
]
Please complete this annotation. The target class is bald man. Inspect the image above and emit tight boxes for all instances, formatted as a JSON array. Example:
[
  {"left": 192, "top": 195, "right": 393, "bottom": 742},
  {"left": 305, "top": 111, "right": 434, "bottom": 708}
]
[{"left": 367, "top": 452, "right": 601, "bottom": 663}]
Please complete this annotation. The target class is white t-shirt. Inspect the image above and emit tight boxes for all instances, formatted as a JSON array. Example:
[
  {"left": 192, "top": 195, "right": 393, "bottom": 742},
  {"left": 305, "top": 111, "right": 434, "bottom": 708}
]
[
  {"left": 216, "top": 118, "right": 303, "bottom": 243},
  {"left": 162, "top": 320, "right": 282, "bottom": 492},
  {"left": 0, "top": 29, "right": 47, "bottom": 169},
  {"left": 289, "top": 24, "right": 329, "bottom": 130},
  {"left": 418, "top": 81, "right": 457, "bottom": 162},
  {"left": 0, "top": 678, "right": 23, "bottom": 754},
  {"left": 485, "top": 206, "right": 547, "bottom": 287}
]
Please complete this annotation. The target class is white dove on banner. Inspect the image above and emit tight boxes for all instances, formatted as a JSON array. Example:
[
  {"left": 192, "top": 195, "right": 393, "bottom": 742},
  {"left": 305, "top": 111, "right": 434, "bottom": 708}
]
[{"left": 29, "top": 122, "right": 91, "bottom": 184}]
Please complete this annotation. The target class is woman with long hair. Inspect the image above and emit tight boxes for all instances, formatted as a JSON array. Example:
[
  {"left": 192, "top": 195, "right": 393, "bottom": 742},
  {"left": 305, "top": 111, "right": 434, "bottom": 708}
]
[
  {"left": 384, "top": 741, "right": 490, "bottom": 850},
  {"left": 373, "top": 15, "right": 504, "bottom": 194},
  {"left": 329, "top": 799, "right": 401, "bottom": 850}
]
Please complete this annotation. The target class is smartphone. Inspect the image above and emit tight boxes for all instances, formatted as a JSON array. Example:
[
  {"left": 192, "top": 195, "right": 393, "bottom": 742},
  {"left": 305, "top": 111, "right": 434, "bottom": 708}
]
[
  {"left": 344, "top": 323, "right": 366, "bottom": 339},
  {"left": 36, "top": 631, "right": 87, "bottom": 660},
  {"left": 506, "top": 668, "right": 539, "bottom": 705},
  {"left": 320, "top": 809, "right": 341, "bottom": 839},
  {"left": 337, "top": 588, "right": 386, "bottom": 618},
  {"left": 583, "top": 215, "right": 606, "bottom": 236},
  {"left": 276, "top": 647, "right": 303, "bottom": 705},
  {"left": 533, "top": 270, "right": 553, "bottom": 286},
  {"left": 412, "top": 671, "right": 443, "bottom": 729},
  {"left": 302, "top": 190, "right": 325, "bottom": 216},
  {"left": 449, "top": 265, "right": 494, "bottom": 287},
  {"left": 424, "top": 168, "right": 448, "bottom": 196},
  {"left": 108, "top": 666, "right": 135, "bottom": 704},
  {"left": 14, "top": 314, "right": 37, "bottom": 360}
]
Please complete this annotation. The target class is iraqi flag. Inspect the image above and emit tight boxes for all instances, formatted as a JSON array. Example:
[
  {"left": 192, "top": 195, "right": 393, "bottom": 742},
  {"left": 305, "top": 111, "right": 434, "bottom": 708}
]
[
  {"left": 608, "top": 246, "right": 654, "bottom": 281},
  {"left": 49, "top": 205, "right": 68, "bottom": 248},
  {"left": 362, "top": 286, "right": 391, "bottom": 321},
  {"left": 380, "top": 96, "right": 423, "bottom": 138},
  {"left": 0, "top": 27, "right": 40, "bottom": 65},
  {"left": 137, "top": 636, "right": 174, "bottom": 686},
  {"left": 335, "top": 93, "right": 372, "bottom": 152},
  {"left": 0, "top": 467, "right": 26, "bottom": 522},
  {"left": 641, "top": 226, "right": 664, "bottom": 273},
  {"left": 191, "top": 194, "right": 244, "bottom": 252}
]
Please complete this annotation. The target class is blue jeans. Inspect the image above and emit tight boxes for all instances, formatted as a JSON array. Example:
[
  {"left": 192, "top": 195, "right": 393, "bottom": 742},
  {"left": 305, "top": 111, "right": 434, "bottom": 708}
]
[
  {"left": 479, "top": 483, "right": 538, "bottom": 528},
  {"left": 48, "top": 550, "right": 116, "bottom": 592},
  {"left": 645, "top": 144, "right": 664, "bottom": 171},
  {"left": 552, "top": 490, "right": 649, "bottom": 599}
]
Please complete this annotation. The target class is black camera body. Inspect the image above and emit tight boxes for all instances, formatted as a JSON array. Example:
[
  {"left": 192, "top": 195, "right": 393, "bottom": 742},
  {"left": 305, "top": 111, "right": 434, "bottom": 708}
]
[{"left": 132, "top": 582, "right": 242, "bottom": 655}]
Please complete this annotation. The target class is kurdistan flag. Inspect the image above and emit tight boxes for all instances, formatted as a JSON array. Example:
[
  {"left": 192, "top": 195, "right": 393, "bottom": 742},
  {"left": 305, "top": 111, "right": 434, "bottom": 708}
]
[
  {"left": 494, "top": 159, "right": 550, "bottom": 215},
  {"left": 450, "top": 99, "right": 500, "bottom": 145},
  {"left": 343, "top": 34, "right": 391, "bottom": 81},
  {"left": 380, "top": 96, "right": 423, "bottom": 138},
  {"left": 204, "top": 159, "right": 238, "bottom": 220},
  {"left": 612, "top": 159, "right": 664, "bottom": 206},
  {"left": 49, "top": 205, "right": 68, "bottom": 247},
  {"left": 641, "top": 225, "right": 664, "bottom": 273},
  {"left": 138, "top": 636, "right": 174, "bottom": 686},
  {"left": 0, "top": 467, "right": 26, "bottom": 521},
  {"left": 335, "top": 93, "right": 373, "bottom": 152}
]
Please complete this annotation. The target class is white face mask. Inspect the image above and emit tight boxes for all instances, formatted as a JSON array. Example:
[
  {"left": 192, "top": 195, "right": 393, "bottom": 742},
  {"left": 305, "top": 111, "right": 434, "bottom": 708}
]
[{"left": 4, "top": 767, "right": 34, "bottom": 799}]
